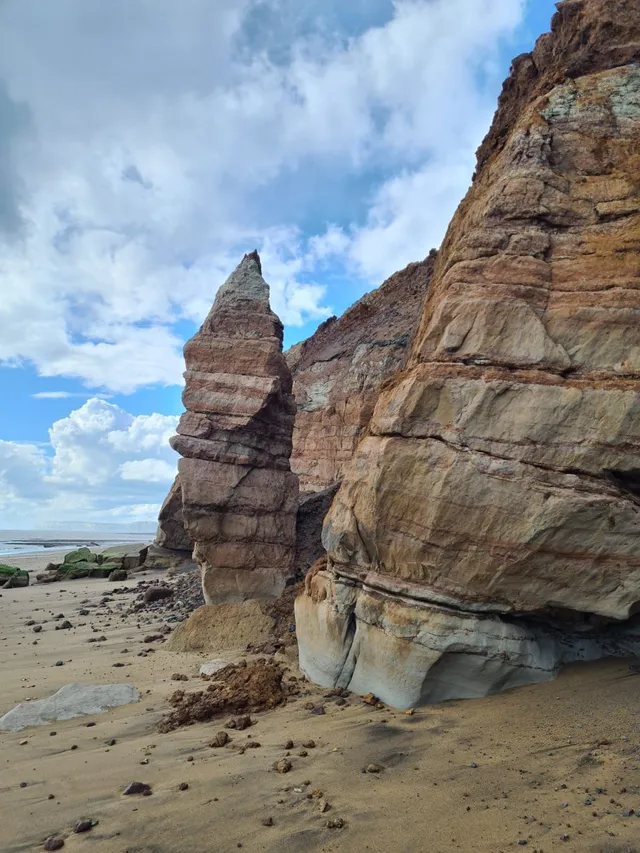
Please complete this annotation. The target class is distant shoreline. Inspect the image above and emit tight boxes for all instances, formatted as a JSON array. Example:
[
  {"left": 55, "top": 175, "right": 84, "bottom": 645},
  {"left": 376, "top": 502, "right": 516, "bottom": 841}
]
[
  {"left": 0, "top": 531, "right": 155, "bottom": 560},
  {"left": 2, "top": 542, "right": 151, "bottom": 574}
]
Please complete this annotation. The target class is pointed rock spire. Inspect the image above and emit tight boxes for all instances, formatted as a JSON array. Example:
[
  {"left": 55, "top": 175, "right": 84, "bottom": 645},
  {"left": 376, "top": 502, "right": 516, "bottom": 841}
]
[{"left": 170, "top": 252, "right": 298, "bottom": 604}]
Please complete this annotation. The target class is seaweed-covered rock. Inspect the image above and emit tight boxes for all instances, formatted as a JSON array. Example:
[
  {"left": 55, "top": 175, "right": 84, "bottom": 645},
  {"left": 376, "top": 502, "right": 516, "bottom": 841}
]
[{"left": 0, "top": 564, "right": 29, "bottom": 588}]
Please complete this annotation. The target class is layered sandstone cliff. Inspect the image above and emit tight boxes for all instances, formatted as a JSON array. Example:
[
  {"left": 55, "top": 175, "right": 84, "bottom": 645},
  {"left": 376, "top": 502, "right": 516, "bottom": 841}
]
[
  {"left": 296, "top": 0, "right": 640, "bottom": 706},
  {"left": 170, "top": 252, "right": 299, "bottom": 604},
  {"left": 287, "top": 254, "right": 436, "bottom": 493},
  {"left": 153, "top": 252, "right": 435, "bottom": 568}
]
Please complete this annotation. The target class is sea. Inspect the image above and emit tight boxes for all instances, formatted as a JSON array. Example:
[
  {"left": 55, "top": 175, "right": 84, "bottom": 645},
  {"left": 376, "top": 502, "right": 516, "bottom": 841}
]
[{"left": 0, "top": 529, "right": 155, "bottom": 558}]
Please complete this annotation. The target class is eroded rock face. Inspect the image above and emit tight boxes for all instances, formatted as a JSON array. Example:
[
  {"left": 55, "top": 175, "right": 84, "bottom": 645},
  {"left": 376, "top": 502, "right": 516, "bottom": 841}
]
[
  {"left": 287, "top": 254, "right": 435, "bottom": 493},
  {"left": 154, "top": 475, "right": 192, "bottom": 553},
  {"left": 171, "top": 251, "right": 298, "bottom": 604},
  {"left": 296, "top": 0, "right": 640, "bottom": 707}
]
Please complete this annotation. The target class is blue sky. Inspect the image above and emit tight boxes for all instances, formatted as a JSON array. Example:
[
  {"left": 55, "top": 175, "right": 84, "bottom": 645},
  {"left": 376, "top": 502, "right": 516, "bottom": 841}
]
[{"left": 0, "top": 0, "right": 558, "bottom": 528}]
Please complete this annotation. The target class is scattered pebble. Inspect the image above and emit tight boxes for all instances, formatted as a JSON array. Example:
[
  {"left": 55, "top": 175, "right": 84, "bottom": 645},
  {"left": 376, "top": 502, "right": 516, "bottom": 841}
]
[
  {"left": 276, "top": 758, "right": 292, "bottom": 774},
  {"left": 123, "top": 782, "right": 152, "bottom": 796},
  {"left": 43, "top": 837, "right": 64, "bottom": 851}
]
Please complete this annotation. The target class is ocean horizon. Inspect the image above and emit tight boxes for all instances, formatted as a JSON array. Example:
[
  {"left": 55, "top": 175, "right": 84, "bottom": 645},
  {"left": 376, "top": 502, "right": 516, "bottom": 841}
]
[{"left": 0, "top": 528, "right": 155, "bottom": 558}]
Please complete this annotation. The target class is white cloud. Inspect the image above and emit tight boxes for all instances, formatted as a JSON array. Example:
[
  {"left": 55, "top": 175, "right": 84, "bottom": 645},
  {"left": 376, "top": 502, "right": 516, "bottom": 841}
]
[
  {"left": 0, "top": 0, "right": 526, "bottom": 393},
  {"left": 31, "top": 391, "right": 114, "bottom": 399},
  {"left": 0, "top": 398, "right": 178, "bottom": 527}
]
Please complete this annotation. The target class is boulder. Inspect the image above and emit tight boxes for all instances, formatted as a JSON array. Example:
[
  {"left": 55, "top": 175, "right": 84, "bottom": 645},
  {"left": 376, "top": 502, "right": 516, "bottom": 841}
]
[
  {"left": 99, "top": 544, "right": 148, "bottom": 571},
  {"left": 170, "top": 251, "right": 298, "bottom": 604},
  {"left": 296, "top": 0, "right": 640, "bottom": 707},
  {"left": 0, "top": 683, "right": 140, "bottom": 732},
  {"left": 0, "top": 564, "right": 29, "bottom": 588},
  {"left": 63, "top": 547, "right": 98, "bottom": 565}
]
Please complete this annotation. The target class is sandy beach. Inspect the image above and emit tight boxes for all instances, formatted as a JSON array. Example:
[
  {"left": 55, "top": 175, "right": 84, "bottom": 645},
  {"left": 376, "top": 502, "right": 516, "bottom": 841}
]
[{"left": 0, "top": 560, "right": 638, "bottom": 853}]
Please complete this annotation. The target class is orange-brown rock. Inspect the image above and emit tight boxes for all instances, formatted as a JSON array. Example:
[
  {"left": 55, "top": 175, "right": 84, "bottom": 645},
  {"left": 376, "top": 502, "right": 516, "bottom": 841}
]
[
  {"left": 170, "top": 252, "right": 299, "bottom": 604},
  {"left": 287, "top": 254, "right": 435, "bottom": 493},
  {"left": 297, "top": 0, "right": 640, "bottom": 707}
]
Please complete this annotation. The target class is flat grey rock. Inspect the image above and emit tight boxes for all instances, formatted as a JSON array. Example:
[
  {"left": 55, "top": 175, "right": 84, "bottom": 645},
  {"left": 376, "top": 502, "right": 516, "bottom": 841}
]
[
  {"left": 199, "top": 659, "right": 229, "bottom": 677},
  {"left": 0, "top": 683, "right": 140, "bottom": 732}
]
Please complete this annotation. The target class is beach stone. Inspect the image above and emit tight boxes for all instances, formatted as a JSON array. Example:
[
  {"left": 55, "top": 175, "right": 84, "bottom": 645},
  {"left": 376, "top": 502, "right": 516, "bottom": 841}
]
[
  {"left": 0, "top": 684, "right": 140, "bottom": 732},
  {"left": 199, "top": 659, "right": 230, "bottom": 677},
  {"left": 143, "top": 586, "right": 173, "bottom": 604},
  {"left": 123, "top": 782, "right": 152, "bottom": 796},
  {"left": 108, "top": 569, "right": 128, "bottom": 582},
  {"left": 43, "top": 837, "right": 64, "bottom": 851},
  {"left": 73, "top": 820, "right": 94, "bottom": 833},
  {"left": 209, "top": 731, "right": 230, "bottom": 748}
]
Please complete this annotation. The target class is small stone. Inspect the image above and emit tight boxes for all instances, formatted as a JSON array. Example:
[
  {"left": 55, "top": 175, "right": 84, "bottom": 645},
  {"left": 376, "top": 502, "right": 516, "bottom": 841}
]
[
  {"left": 106, "top": 739, "right": 116, "bottom": 746},
  {"left": 44, "top": 837, "right": 64, "bottom": 851},
  {"left": 74, "top": 819, "right": 94, "bottom": 833},
  {"left": 143, "top": 634, "right": 164, "bottom": 643},
  {"left": 362, "top": 693, "right": 379, "bottom": 706},
  {"left": 210, "top": 731, "right": 230, "bottom": 748},
  {"left": 171, "top": 673, "right": 189, "bottom": 681},
  {"left": 50, "top": 731, "right": 57, "bottom": 737},
  {"left": 33, "top": 625, "right": 42, "bottom": 633},
  {"left": 186, "top": 755, "right": 194, "bottom": 762},
  {"left": 469, "top": 762, "right": 478, "bottom": 769},
  {"left": 246, "top": 741, "right": 261, "bottom": 749},
  {"left": 366, "top": 763, "right": 383, "bottom": 773},
  {"left": 47, "top": 794, "right": 55, "bottom": 800},
  {"left": 19, "top": 739, "right": 27, "bottom": 746},
  {"left": 319, "top": 799, "right": 331, "bottom": 813},
  {"left": 276, "top": 758, "right": 292, "bottom": 774},
  {"left": 298, "top": 750, "right": 308, "bottom": 757},
  {"left": 59, "top": 620, "right": 73, "bottom": 630},
  {"left": 143, "top": 586, "right": 173, "bottom": 604},
  {"left": 261, "top": 817, "right": 274, "bottom": 827},
  {"left": 326, "top": 818, "right": 345, "bottom": 829},
  {"left": 311, "top": 789, "right": 323, "bottom": 798},
  {"left": 178, "top": 782, "right": 189, "bottom": 791},
  {"left": 302, "top": 739, "right": 316, "bottom": 749},
  {"left": 54, "top": 661, "right": 64, "bottom": 667},
  {"left": 123, "top": 782, "right": 152, "bottom": 796},
  {"left": 405, "top": 709, "right": 415, "bottom": 716},
  {"left": 85, "top": 721, "right": 96, "bottom": 728},
  {"left": 310, "top": 705, "right": 325, "bottom": 716},
  {"left": 19, "top": 782, "right": 27, "bottom": 788},
  {"left": 284, "top": 739, "right": 294, "bottom": 750}
]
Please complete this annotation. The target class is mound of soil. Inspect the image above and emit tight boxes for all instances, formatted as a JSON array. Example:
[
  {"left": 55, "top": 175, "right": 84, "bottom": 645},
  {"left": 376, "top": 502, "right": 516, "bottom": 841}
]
[{"left": 158, "top": 659, "right": 292, "bottom": 732}]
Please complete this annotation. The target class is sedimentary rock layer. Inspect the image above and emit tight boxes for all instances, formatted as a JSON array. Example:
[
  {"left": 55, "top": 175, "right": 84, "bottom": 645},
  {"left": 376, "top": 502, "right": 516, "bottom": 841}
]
[
  {"left": 287, "top": 254, "right": 435, "bottom": 492},
  {"left": 296, "top": 0, "right": 640, "bottom": 707},
  {"left": 171, "top": 252, "right": 298, "bottom": 604}
]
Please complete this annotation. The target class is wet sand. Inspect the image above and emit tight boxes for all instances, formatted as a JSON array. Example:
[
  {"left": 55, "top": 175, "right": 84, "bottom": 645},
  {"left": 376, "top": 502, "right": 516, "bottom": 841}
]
[{"left": 1, "top": 573, "right": 639, "bottom": 853}]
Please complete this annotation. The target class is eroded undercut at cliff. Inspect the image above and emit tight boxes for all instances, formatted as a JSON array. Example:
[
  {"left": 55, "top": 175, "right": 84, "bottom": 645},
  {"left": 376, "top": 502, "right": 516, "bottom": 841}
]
[{"left": 295, "top": 0, "right": 640, "bottom": 707}]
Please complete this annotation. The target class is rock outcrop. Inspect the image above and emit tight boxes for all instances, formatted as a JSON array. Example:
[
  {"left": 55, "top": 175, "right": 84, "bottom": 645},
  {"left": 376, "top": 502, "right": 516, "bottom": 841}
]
[
  {"left": 296, "top": 0, "right": 640, "bottom": 707},
  {"left": 287, "top": 254, "right": 436, "bottom": 493},
  {"left": 154, "top": 475, "right": 192, "bottom": 553},
  {"left": 154, "top": 252, "right": 435, "bottom": 575},
  {"left": 170, "top": 251, "right": 299, "bottom": 604}
]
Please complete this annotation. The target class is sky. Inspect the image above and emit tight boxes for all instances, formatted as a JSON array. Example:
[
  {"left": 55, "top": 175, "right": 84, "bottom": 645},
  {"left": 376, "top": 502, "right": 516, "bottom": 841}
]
[{"left": 0, "top": 0, "right": 558, "bottom": 529}]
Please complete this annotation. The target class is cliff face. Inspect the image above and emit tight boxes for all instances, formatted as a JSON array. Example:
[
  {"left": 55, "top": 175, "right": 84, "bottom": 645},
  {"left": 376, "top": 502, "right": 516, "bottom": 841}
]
[
  {"left": 296, "top": 0, "right": 640, "bottom": 707},
  {"left": 170, "top": 252, "right": 299, "bottom": 604},
  {"left": 287, "top": 254, "right": 436, "bottom": 493}
]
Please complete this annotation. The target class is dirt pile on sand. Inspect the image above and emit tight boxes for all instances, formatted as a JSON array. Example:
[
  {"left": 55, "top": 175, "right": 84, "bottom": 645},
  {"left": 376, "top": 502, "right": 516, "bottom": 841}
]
[{"left": 157, "top": 658, "right": 292, "bottom": 732}]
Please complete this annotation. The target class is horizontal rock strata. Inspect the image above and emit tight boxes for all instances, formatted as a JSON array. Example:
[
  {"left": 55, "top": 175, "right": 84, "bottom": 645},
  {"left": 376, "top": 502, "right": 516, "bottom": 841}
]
[
  {"left": 287, "top": 254, "right": 435, "bottom": 493},
  {"left": 171, "top": 252, "right": 298, "bottom": 604},
  {"left": 296, "top": 0, "right": 640, "bottom": 707}
]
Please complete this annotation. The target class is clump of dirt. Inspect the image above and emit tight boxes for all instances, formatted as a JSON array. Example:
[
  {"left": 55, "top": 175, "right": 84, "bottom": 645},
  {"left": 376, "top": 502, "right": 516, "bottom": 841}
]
[
  {"left": 259, "top": 581, "right": 301, "bottom": 644},
  {"left": 157, "top": 658, "right": 292, "bottom": 732}
]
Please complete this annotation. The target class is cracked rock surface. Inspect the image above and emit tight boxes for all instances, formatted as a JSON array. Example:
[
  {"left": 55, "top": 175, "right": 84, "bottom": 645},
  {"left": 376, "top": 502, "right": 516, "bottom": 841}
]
[{"left": 296, "top": 0, "right": 640, "bottom": 707}]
